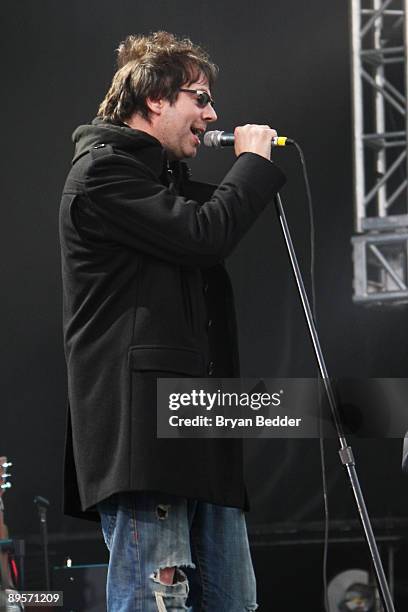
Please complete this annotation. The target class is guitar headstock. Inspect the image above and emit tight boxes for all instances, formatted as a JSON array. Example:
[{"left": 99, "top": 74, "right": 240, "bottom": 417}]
[{"left": 0, "top": 457, "right": 12, "bottom": 507}]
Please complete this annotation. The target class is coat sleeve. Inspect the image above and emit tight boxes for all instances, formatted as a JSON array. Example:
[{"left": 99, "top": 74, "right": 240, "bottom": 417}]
[{"left": 83, "top": 148, "right": 286, "bottom": 267}]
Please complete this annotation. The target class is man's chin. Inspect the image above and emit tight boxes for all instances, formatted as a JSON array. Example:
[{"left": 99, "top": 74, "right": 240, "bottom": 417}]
[
  {"left": 185, "top": 144, "right": 199, "bottom": 158},
  {"left": 176, "top": 150, "right": 198, "bottom": 161},
  {"left": 167, "top": 145, "right": 198, "bottom": 161}
]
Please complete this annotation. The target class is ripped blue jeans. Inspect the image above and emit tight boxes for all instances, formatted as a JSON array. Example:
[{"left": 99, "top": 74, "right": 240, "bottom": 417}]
[{"left": 97, "top": 492, "right": 258, "bottom": 611}]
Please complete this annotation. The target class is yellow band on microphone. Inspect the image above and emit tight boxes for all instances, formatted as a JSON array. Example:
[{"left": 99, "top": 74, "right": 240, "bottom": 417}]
[{"left": 272, "top": 136, "right": 288, "bottom": 146}]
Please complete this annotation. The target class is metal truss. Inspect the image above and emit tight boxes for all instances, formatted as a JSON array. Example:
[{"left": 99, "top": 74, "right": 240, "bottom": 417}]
[{"left": 350, "top": 0, "right": 408, "bottom": 303}]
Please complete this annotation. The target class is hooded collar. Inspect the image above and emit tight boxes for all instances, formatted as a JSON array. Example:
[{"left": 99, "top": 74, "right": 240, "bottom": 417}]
[
  {"left": 72, "top": 117, "right": 192, "bottom": 187},
  {"left": 72, "top": 117, "right": 167, "bottom": 176}
]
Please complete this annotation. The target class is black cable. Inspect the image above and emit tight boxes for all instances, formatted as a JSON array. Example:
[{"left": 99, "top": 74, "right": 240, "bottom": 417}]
[
  {"left": 288, "top": 140, "right": 330, "bottom": 612},
  {"left": 290, "top": 140, "right": 316, "bottom": 317}
]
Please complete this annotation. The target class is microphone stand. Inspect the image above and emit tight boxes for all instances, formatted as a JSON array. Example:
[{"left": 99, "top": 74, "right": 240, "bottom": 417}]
[
  {"left": 34, "top": 496, "right": 50, "bottom": 591},
  {"left": 275, "top": 193, "right": 395, "bottom": 612}
]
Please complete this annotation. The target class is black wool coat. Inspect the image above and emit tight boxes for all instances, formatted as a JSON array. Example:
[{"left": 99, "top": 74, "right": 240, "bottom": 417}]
[{"left": 59, "top": 119, "right": 286, "bottom": 519}]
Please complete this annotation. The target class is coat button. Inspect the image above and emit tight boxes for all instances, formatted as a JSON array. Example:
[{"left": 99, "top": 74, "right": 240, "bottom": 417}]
[
  {"left": 207, "top": 319, "right": 213, "bottom": 330},
  {"left": 203, "top": 282, "right": 209, "bottom": 294},
  {"left": 207, "top": 361, "right": 215, "bottom": 376}
]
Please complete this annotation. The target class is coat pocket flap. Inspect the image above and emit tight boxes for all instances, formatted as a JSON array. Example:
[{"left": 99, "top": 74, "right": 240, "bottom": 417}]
[{"left": 128, "top": 345, "right": 203, "bottom": 376}]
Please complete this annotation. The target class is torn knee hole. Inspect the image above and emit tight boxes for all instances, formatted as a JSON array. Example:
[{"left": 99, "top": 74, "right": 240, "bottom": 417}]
[
  {"left": 152, "top": 567, "right": 187, "bottom": 586},
  {"left": 156, "top": 504, "right": 170, "bottom": 520}
]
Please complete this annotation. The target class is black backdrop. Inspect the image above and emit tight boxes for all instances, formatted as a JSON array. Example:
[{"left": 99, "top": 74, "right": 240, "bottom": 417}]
[{"left": 2, "top": 0, "right": 408, "bottom": 606}]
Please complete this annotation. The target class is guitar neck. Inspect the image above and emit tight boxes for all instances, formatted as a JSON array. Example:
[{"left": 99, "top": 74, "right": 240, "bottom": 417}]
[
  {"left": 0, "top": 458, "right": 14, "bottom": 591},
  {"left": 0, "top": 499, "right": 8, "bottom": 540}
]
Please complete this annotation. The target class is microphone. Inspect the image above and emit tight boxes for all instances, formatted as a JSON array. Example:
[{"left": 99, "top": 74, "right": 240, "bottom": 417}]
[
  {"left": 34, "top": 495, "right": 50, "bottom": 508},
  {"left": 203, "top": 130, "right": 294, "bottom": 148}
]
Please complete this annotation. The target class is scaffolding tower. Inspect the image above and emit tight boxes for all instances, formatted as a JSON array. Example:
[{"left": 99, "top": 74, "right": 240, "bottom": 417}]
[{"left": 350, "top": 0, "right": 408, "bottom": 303}]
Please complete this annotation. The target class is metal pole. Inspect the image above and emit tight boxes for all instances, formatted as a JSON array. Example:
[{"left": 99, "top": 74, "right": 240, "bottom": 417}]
[
  {"left": 275, "top": 193, "right": 396, "bottom": 612},
  {"left": 350, "top": 0, "right": 366, "bottom": 232},
  {"left": 374, "top": 0, "right": 387, "bottom": 216},
  {"left": 403, "top": 0, "right": 408, "bottom": 211}
]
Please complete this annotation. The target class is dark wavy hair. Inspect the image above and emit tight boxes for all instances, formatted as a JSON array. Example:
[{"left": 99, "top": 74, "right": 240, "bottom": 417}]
[{"left": 97, "top": 31, "right": 218, "bottom": 123}]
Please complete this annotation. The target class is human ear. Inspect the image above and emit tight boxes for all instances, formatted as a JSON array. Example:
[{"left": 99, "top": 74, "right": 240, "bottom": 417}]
[{"left": 145, "top": 97, "right": 165, "bottom": 116}]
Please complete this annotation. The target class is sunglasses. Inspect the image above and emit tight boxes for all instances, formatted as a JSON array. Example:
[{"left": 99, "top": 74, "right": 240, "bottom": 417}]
[{"left": 179, "top": 88, "right": 215, "bottom": 109}]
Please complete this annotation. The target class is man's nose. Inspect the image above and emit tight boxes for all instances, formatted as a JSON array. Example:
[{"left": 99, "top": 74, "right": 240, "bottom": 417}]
[{"left": 203, "top": 104, "right": 217, "bottom": 123}]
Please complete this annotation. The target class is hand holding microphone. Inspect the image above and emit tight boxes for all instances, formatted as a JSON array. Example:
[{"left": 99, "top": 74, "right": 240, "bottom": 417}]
[
  {"left": 203, "top": 126, "right": 293, "bottom": 159},
  {"left": 233, "top": 124, "right": 277, "bottom": 160}
]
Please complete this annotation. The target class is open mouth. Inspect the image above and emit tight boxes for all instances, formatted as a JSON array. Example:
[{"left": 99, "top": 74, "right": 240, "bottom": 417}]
[{"left": 191, "top": 127, "right": 204, "bottom": 140}]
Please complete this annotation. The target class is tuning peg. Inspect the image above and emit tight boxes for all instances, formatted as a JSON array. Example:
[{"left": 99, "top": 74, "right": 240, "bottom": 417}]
[
  {"left": 1, "top": 462, "right": 12, "bottom": 468},
  {"left": 1, "top": 482, "right": 11, "bottom": 489}
]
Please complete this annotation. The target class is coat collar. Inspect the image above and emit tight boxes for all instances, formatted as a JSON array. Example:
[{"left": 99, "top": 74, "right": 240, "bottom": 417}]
[
  {"left": 72, "top": 118, "right": 166, "bottom": 175},
  {"left": 72, "top": 117, "right": 192, "bottom": 187}
]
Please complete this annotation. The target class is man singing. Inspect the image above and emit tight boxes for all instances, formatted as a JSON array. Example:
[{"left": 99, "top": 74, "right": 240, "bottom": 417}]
[{"left": 60, "top": 31, "right": 285, "bottom": 611}]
